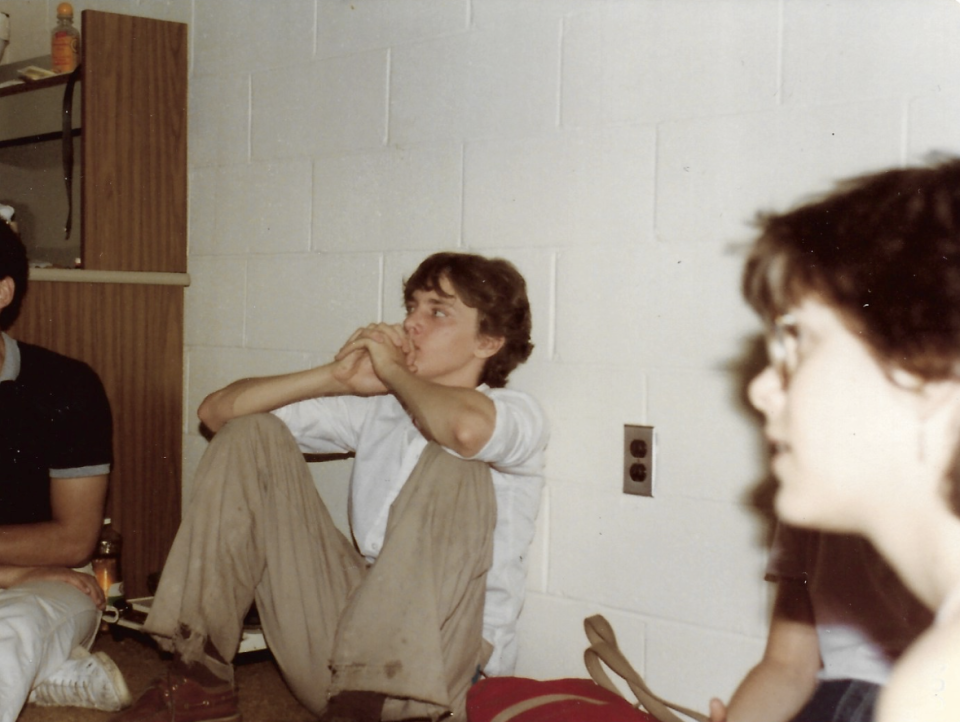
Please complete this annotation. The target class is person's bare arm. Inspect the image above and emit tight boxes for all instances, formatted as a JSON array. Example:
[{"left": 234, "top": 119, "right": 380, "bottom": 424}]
[
  {"left": 197, "top": 318, "right": 428, "bottom": 434},
  {"left": 201, "top": 319, "right": 493, "bottom": 455},
  {"left": 198, "top": 366, "right": 340, "bottom": 433},
  {"left": 197, "top": 334, "right": 413, "bottom": 436},
  {"left": 0, "top": 474, "right": 107, "bottom": 568},
  {"left": 711, "top": 579, "right": 821, "bottom": 722},
  {"left": 339, "top": 324, "right": 497, "bottom": 457},
  {"left": 382, "top": 369, "right": 496, "bottom": 457}
]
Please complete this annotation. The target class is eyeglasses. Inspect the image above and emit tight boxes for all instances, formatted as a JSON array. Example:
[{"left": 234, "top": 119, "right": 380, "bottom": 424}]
[{"left": 765, "top": 313, "right": 799, "bottom": 387}]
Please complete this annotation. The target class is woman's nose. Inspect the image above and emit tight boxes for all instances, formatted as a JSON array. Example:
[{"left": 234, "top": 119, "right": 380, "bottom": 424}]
[{"left": 747, "top": 364, "right": 782, "bottom": 417}]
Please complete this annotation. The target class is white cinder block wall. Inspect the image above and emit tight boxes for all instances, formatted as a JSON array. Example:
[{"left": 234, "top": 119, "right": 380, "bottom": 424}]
[{"left": 4, "top": 0, "right": 960, "bottom": 712}]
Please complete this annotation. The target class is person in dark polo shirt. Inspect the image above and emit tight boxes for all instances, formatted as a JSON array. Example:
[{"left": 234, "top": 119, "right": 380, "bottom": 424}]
[{"left": 0, "top": 205, "right": 130, "bottom": 718}]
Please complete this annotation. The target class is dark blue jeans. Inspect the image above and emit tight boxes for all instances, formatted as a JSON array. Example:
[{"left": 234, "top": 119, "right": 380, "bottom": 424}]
[{"left": 790, "top": 679, "right": 880, "bottom": 722}]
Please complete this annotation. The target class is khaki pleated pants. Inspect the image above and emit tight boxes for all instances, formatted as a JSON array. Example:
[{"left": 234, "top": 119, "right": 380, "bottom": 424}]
[{"left": 143, "top": 413, "right": 496, "bottom": 721}]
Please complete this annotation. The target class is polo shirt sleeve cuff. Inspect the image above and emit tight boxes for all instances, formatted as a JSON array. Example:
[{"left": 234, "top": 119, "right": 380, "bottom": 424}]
[{"left": 50, "top": 464, "right": 111, "bottom": 479}]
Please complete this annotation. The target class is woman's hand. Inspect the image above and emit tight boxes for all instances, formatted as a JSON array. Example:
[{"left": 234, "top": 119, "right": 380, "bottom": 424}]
[{"left": 709, "top": 698, "right": 728, "bottom": 722}]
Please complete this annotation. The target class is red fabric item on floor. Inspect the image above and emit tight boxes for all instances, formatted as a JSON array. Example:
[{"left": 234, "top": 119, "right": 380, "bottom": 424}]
[{"left": 467, "top": 676, "right": 657, "bottom": 722}]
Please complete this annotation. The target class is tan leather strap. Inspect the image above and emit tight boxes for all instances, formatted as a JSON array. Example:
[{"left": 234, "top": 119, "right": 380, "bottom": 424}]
[
  {"left": 583, "top": 615, "right": 709, "bottom": 722},
  {"left": 490, "top": 693, "right": 607, "bottom": 722}
]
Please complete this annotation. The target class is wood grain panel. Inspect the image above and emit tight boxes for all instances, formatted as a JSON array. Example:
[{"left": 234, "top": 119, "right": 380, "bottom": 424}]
[
  {"left": 11, "top": 280, "right": 183, "bottom": 597},
  {"left": 81, "top": 11, "right": 187, "bottom": 273}
]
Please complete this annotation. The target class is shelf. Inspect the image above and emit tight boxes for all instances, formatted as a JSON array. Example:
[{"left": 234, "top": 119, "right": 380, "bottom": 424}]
[
  {"left": 0, "top": 71, "right": 71, "bottom": 98},
  {"left": 0, "top": 55, "right": 75, "bottom": 96},
  {"left": 29, "top": 268, "right": 191, "bottom": 286},
  {"left": 0, "top": 56, "right": 80, "bottom": 146}
]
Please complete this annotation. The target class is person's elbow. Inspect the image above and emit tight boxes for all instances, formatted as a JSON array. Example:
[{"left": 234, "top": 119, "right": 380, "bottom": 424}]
[
  {"left": 59, "top": 531, "right": 100, "bottom": 568},
  {"left": 197, "top": 392, "right": 227, "bottom": 433},
  {"left": 761, "top": 649, "right": 820, "bottom": 690},
  {"left": 449, "top": 413, "right": 494, "bottom": 458}
]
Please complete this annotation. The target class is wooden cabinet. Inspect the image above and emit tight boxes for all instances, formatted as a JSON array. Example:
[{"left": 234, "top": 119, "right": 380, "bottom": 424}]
[
  {"left": 1, "top": 11, "right": 188, "bottom": 597},
  {"left": 81, "top": 10, "right": 187, "bottom": 274}
]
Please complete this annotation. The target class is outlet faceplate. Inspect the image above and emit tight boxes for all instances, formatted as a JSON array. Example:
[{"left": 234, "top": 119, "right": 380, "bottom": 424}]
[{"left": 623, "top": 424, "right": 654, "bottom": 497}]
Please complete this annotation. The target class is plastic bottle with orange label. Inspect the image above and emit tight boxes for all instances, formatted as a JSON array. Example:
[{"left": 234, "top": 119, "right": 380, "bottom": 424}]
[{"left": 51, "top": 2, "right": 80, "bottom": 73}]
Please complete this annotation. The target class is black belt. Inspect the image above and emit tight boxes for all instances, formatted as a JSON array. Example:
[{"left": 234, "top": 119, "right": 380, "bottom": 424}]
[{"left": 62, "top": 64, "right": 81, "bottom": 240}]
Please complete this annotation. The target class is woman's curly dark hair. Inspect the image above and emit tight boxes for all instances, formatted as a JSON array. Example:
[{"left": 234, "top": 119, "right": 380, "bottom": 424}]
[
  {"left": 744, "top": 157, "right": 960, "bottom": 381},
  {"left": 742, "top": 157, "right": 960, "bottom": 515},
  {"left": 404, "top": 252, "right": 533, "bottom": 388}
]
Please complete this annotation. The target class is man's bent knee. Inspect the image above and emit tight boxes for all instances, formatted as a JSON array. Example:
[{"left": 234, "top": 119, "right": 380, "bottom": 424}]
[
  {"left": 0, "top": 581, "right": 98, "bottom": 642},
  {"left": 216, "top": 412, "right": 290, "bottom": 441}
]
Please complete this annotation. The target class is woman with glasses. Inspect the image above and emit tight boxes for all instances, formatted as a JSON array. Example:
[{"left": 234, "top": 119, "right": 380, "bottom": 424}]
[{"left": 714, "top": 158, "right": 960, "bottom": 722}]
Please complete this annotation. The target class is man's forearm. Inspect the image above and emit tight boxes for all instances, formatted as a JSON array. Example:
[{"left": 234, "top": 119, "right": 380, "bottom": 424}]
[
  {"left": 0, "top": 474, "right": 107, "bottom": 568},
  {"left": 198, "top": 364, "right": 350, "bottom": 433},
  {"left": 381, "top": 365, "right": 496, "bottom": 457},
  {"left": 0, "top": 521, "right": 92, "bottom": 568},
  {"left": 0, "top": 565, "right": 30, "bottom": 588}
]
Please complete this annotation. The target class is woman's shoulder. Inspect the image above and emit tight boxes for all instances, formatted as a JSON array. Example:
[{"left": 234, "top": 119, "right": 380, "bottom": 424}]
[{"left": 879, "top": 622, "right": 960, "bottom": 722}]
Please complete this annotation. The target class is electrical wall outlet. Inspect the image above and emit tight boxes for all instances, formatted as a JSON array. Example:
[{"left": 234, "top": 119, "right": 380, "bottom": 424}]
[{"left": 623, "top": 424, "right": 655, "bottom": 497}]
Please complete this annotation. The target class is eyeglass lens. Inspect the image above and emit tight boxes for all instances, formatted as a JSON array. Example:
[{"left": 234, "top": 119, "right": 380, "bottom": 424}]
[{"left": 767, "top": 314, "right": 798, "bottom": 386}]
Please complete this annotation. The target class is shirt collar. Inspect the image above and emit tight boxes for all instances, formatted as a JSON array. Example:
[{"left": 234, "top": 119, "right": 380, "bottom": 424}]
[{"left": 0, "top": 332, "right": 20, "bottom": 382}]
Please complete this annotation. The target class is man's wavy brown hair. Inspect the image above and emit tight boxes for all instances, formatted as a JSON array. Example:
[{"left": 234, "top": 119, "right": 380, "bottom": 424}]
[{"left": 404, "top": 252, "right": 533, "bottom": 388}]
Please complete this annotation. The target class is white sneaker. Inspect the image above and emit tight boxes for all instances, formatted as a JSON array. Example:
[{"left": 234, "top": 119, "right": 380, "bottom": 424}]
[{"left": 28, "top": 645, "right": 132, "bottom": 711}]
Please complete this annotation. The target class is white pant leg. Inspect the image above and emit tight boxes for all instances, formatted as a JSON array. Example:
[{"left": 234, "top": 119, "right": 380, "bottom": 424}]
[{"left": 0, "top": 580, "right": 99, "bottom": 722}]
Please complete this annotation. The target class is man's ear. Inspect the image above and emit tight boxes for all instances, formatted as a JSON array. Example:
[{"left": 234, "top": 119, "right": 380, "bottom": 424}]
[
  {"left": 0, "top": 277, "right": 14, "bottom": 311},
  {"left": 475, "top": 334, "right": 505, "bottom": 360}
]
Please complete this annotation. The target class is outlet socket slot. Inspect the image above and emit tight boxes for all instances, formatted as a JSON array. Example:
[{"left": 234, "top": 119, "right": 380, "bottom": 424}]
[{"left": 623, "top": 424, "right": 654, "bottom": 497}]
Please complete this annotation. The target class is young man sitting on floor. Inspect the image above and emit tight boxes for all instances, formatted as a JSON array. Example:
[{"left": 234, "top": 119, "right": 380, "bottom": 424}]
[
  {"left": 115, "top": 251, "right": 549, "bottom": 722},
  {"left": 0, "top": 205, "right": 131, "bottom": 718}
]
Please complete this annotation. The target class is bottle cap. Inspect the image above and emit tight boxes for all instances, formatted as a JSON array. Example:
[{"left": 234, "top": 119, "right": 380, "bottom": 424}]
[{"left": 56, "top": 3, "right": 74, "bottom": 18}]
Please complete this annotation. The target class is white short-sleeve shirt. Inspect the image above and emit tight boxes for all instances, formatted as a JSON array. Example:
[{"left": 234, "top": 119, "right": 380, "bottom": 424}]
[{"left": 272, "top": 385, "right": 548, "bottom": 675}]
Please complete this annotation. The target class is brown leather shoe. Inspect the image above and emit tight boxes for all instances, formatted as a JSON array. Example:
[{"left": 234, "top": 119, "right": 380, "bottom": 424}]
[
  {"left": 318, "top": 691, "right": 385, "bottom": 722},
  {"left": 108, "top": 671, "right": 240, "bottom": 722}
]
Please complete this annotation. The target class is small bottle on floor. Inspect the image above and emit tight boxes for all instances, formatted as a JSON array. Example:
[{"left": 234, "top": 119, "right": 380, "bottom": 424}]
[{"left": 93, "top": 518, "right": 128, "bottom": 627}]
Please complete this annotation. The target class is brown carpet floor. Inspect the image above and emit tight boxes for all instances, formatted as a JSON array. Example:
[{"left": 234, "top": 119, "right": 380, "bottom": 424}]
[{"left": 17, "top": 628, "right": 316, "bottom": 722}]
